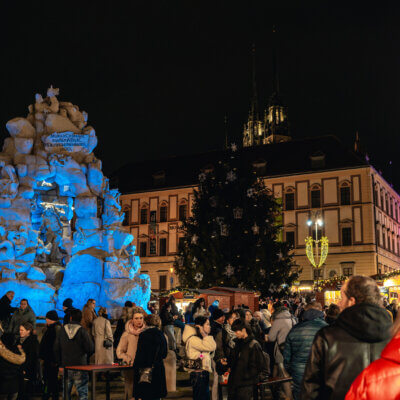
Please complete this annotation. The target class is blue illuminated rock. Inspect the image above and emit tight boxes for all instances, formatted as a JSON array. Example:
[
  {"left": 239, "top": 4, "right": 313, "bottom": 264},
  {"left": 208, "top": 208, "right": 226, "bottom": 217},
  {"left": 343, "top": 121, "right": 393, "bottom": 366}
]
[{"left": 0, "top": 87, "right": 151, "bottom": 316}]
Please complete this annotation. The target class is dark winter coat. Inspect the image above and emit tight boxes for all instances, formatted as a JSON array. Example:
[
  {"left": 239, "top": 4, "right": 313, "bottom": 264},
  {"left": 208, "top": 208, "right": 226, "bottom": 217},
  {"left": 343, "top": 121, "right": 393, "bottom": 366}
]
[
  {"left": 228, "top": 336, "right": 269, "bottom": 392},
  {"left": 283, "top": 309, "right": 327, "bottom": 399},
  {"left": 0, "top": 343, "right": 26, "bottom": 394},
  {"left": 133, "top": 326, "right": 168, "bottom": 400},
  {"left": 0, "top": 295, "right": 15, "bottom": 325},
  {"left": 54, "top": 323, "right": 94, "bottom": 367},
  {"left": 63, "top": 307, "right": 76, "bottom": 326},
  {"left": 20, "top": 334, "right": 40, "bottom": 381},
  {"left": 249, "top": 318, "right": 264, "bottom": 344},
  {"left": 39, "top": 322, "right": 62, "bottom": 364},
  {"left": 160, "top": 305, "right": 174, "bottom": 327},
  {"left": 210, "top": 319, "right": 223, "bottom": 339},
  {"left": 301, "top": 303, "right": 392, "bottom": 400},
  {"left": 8, "top": 306, "right": 36, "bottom": 335},
  {"left": 345, "top": 332, "right": 400, "bottom": 400}
]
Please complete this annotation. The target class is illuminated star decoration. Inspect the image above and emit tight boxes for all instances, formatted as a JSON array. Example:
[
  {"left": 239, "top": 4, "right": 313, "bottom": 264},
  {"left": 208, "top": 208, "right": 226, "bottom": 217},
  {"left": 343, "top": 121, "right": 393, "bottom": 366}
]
[
  {"left": 252, "top": 223, "right": 259, "bottom": 235},
  {"left": 224, "top": 264, "right": 234, "bottom": 277},
  {"left": 247, "top": 188, "right": 255, "bottom": 197},
  {"left": 226, "top": 171, "right": 236, "bottom": 182},
  {"left": 231, "top": 143, "right": 238, "bottom": 152},
  {"left": 198, "top": 172, "right": 207, "bottom": 182},
  {"left": 191, "top": 234, "right": 199, "bottom": 244},
  {"left": 194, "top": 272, "right": 203, "bottom": 282}
]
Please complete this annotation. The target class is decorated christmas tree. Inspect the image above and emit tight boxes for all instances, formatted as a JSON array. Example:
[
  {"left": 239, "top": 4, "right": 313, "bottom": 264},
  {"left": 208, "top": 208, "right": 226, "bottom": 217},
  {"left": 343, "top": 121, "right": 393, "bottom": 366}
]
[{"left": 174, "top": 143, "right": 298, "bottom": 297}]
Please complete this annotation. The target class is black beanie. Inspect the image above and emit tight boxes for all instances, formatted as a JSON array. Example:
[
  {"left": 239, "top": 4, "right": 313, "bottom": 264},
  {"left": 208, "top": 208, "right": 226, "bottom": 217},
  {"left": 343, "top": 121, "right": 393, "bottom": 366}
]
[
  {"left": 46, "top": 310, "right": 59, "bottom": 321},
  {"left": 63, "top": 298, "right": 73, "bottom": 308},
  {"left": 212, "top": 309, "right": 225, "bottom": 321}
]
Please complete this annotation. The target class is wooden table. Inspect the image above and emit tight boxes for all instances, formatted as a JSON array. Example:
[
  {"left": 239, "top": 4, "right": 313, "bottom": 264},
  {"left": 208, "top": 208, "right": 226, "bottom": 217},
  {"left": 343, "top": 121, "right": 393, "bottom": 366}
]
[{"left": 63, "top": 364, "right": 133, "bottom": 400}]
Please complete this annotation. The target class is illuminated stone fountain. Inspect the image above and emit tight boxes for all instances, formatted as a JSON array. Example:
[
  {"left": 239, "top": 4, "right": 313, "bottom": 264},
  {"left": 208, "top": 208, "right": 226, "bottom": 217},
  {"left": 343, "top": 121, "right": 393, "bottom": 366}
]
[{"left": 0, "top": 87, "right": 151, "bottom": 316}]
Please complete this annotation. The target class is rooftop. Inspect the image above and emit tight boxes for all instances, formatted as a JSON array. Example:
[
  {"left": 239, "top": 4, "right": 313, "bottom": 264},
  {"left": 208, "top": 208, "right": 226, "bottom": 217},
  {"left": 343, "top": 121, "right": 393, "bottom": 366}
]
[{"left": 113, "top": 135, "right": 369, "bottom": 194}]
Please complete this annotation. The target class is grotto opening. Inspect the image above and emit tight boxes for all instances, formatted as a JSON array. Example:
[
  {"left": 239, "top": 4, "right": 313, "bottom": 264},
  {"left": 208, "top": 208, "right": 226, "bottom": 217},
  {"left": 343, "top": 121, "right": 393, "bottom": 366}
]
[{"left": 0, "top": 87, "right": 151, "bottom": 316}]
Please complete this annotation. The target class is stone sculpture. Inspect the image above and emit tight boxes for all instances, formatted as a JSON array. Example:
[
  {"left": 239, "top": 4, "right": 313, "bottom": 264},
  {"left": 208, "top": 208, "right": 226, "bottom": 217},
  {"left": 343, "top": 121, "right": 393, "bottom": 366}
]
[{"left": 0, "top": 87, "right": 151, "bottom": 316}]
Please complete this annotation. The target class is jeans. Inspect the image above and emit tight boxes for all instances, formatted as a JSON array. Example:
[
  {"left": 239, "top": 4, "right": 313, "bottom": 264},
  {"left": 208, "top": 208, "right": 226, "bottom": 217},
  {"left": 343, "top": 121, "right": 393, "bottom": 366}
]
[
  {"left": 174, "top": 319, "right": 185, "bottom": 332},
  {"left": 163, "top": 325, "right": 176, "bottom": 350},
  {"left": 0, "top": 394, "right": 18, "bottom": 400},
  {"left": 65, "top": 371, "right": 88, "bottom": 400},
  {"left": 190, "top": 371, "right": 210, "bottom": 400}
]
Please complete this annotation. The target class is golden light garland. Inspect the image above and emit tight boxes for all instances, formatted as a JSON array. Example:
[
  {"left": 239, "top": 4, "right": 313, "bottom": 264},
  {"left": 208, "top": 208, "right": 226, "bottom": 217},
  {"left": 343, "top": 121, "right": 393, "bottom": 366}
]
[{"left": 305, "top": 236, "right": 329, "bottom": 268}]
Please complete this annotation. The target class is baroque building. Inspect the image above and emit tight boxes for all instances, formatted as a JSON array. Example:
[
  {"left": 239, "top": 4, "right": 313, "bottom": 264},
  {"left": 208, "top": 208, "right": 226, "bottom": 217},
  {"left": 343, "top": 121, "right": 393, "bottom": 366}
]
[
  {"left": 115, "top": 134, "right": 400, "bottom": 291},
  {"left": 115, "top": 48, "right": 400, "bottom": 291}
]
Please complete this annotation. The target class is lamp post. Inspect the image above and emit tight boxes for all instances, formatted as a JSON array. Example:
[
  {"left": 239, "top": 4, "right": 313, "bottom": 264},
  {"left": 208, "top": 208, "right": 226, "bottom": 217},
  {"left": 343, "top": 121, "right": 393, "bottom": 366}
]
[
  {"left": 170, "top": 266, "right": 174, "bottom": 288},
  {"left": 305, "top": 211, "right": 329, "bottom": 291}
]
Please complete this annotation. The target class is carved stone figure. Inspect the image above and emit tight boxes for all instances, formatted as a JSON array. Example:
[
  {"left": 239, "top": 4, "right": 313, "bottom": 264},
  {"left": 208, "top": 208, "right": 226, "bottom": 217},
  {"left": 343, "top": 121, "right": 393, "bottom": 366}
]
[{"left": 0, "top": 87, "right": 151, "bottom": 317}]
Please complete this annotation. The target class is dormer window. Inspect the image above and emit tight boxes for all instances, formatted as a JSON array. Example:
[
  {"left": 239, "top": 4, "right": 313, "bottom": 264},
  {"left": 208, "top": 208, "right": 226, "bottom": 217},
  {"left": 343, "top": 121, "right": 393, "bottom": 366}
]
[
  {"left": 310, "top": 151, "right": 326, "bottom": 169},
  {"left": 252, "top": 159, "right": 267, "bottom": 176},
  {"left": 152, "top": 171, "right": 166, "bottom": 186}
]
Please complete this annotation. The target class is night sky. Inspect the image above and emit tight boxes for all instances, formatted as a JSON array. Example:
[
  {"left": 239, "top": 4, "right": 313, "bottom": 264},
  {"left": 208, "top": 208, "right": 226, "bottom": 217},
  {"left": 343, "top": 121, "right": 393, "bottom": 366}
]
[{"left": 1, "top": 3, "right": 400, "bottom": 187}]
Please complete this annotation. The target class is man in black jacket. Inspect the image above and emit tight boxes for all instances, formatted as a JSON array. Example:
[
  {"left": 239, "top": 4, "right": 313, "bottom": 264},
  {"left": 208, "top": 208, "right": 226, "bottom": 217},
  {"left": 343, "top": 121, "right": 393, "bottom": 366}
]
[
  {"left": 227, "top": 319, "right": 269, "bottom": 400},
  {"left": 0, "top": 291, "right": 16, "bottom": 330},
  {"left": 160, "top": 303, "right": 176, "bottom": 350},
  {"left": 40, "top": 310, "right": 62, "bottom": 400},
  {"left": 54, "top": 309, "right": 94, "bottom": 400},
  {"left": 301, "top": 275, "right": 392, "bottom": 400}
]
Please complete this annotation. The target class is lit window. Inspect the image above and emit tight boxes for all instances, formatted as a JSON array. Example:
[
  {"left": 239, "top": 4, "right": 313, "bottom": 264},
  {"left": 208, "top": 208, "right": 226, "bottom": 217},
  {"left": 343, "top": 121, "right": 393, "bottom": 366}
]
[{"left": 343, "top": 266, "right": 353, "bottom": 277}]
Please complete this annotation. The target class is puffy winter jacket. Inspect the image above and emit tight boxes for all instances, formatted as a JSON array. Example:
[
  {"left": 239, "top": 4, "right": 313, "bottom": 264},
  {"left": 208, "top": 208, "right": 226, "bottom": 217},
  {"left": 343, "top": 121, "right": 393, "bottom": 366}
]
[
  {"left": 301, "top": 303, "right": 392, "bottom": 400},
  {"left": 268, "top": 308, "right": 296, "bottom": 345},
  {"left": 283, "top": 309, "right": 327, "bottom": 399},
  {"left": 345, "top": 332, "right": 400, "bottom": 400},
  {"left": 182, "top": 324, "right": 216, "bottom": 372}
]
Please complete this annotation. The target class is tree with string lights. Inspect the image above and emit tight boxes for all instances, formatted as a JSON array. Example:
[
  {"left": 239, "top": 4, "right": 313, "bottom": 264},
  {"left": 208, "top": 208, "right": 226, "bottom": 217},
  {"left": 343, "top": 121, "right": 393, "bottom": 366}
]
[{"left": 174, "top": 143, "right": 298, "bottom": 297}]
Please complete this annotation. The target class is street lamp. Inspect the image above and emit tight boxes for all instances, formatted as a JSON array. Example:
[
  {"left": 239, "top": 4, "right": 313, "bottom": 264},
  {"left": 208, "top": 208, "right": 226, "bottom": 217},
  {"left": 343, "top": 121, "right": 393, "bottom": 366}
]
[
  {"left": 305, "top": 212, "right": 329, "bottom": 290},
  {"left": 170, "top": 267, "right": 174, "bottom": 288}
]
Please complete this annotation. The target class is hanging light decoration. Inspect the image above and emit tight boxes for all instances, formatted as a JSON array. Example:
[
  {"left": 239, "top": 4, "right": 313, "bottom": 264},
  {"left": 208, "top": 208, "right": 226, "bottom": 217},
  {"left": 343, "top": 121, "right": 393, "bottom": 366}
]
[{"left": 233, "top": 207, "right": 243, "bottom": 219}]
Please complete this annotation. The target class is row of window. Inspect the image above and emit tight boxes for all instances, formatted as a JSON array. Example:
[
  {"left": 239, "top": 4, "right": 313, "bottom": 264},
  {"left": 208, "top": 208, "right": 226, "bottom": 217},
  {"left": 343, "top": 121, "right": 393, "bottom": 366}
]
[
  {"left": 376, "top": 228, "right": 400, "bottom": 256},
  {"left": 123, "top": 203, "right": 188, "bottom": 226},
  {"left": 285, "top": 226, "right": 353, "bottom": 248},
  {"left": 374, "top": 186, "right": 400, "bottom": 222},
  {"left": 284, "top": 185, "right": 351, "bottom": 211},
  {"left": 312, "top": 265, "right": 353, "bottom": 280}
]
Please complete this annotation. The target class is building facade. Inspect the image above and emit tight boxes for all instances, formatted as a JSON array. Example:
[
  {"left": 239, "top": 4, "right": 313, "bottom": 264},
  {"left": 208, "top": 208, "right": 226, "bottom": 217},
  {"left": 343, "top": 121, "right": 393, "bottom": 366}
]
[{"left": 117, "top": 135, "right": 400, "bottom": 291}]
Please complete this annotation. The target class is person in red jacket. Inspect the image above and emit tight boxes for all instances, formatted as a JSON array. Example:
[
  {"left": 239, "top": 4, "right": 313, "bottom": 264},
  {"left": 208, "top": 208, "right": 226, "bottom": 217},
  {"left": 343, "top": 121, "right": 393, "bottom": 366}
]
[{"left": 345, "top": 311, "right": 400, "bottom": 400}]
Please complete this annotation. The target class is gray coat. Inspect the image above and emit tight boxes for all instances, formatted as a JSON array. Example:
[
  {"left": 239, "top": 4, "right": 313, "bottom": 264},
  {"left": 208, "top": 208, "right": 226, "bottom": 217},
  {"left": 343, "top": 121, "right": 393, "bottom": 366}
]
[
  {"left": 268, "top": 308, "right": 296, "bottom": 345},
  {"left": 8, "top": 306, "right": 36, "bottom": 335}
]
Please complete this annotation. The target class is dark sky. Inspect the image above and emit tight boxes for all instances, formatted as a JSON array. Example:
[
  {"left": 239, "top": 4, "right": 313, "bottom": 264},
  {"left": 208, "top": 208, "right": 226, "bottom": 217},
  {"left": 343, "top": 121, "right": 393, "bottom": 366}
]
[{"left": 1, "top": 3, "right": 400, "bottom": 186}]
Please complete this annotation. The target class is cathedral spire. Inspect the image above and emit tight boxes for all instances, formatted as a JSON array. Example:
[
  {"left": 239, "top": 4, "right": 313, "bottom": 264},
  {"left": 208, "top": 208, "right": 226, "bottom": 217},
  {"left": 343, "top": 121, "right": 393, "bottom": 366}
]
[
  {"left": 264, "top": 25, "right": 291, "bottom": 144},
  {"left": 272, "top": 25, "right": 280, "bottom": 95},
  {"left": 250, "top": 43, "right": 259, "bottom": 121},
  {"left": 243, "top": 44, "right": 265, "bottom": 147}
]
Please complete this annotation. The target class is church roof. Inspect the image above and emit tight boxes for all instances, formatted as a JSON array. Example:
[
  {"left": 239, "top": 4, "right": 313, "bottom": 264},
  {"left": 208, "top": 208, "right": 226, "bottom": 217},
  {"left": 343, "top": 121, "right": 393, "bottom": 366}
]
[{"left": 113, "top": 135, "right": 369, "bottom": 194}]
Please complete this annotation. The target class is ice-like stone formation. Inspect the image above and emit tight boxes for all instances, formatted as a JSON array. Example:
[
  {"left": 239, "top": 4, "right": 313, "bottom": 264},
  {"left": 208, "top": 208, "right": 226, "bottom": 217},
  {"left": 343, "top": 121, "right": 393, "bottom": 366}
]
[{"left": 0, "top": 87, "right": 150, "bottom": 317}]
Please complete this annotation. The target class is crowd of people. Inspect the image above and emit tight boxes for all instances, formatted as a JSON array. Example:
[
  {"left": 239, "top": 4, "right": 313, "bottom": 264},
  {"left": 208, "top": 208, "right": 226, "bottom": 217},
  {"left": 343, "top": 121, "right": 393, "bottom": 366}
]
[{"left": 0, "top": 275, "right": 399, "bottom": 400}]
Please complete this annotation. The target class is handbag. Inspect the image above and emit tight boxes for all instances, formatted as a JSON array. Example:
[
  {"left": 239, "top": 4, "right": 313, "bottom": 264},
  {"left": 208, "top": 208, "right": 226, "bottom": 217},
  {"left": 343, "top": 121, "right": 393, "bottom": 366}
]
[
  {"left": 138, "top": 343, "right": 160, "bottom": 384},
  {"left": 179, "top": 357, "right": 203, "bottom": 370},
  {"left": 103, "top": 318, "right": 113, "bottom": 349}
]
